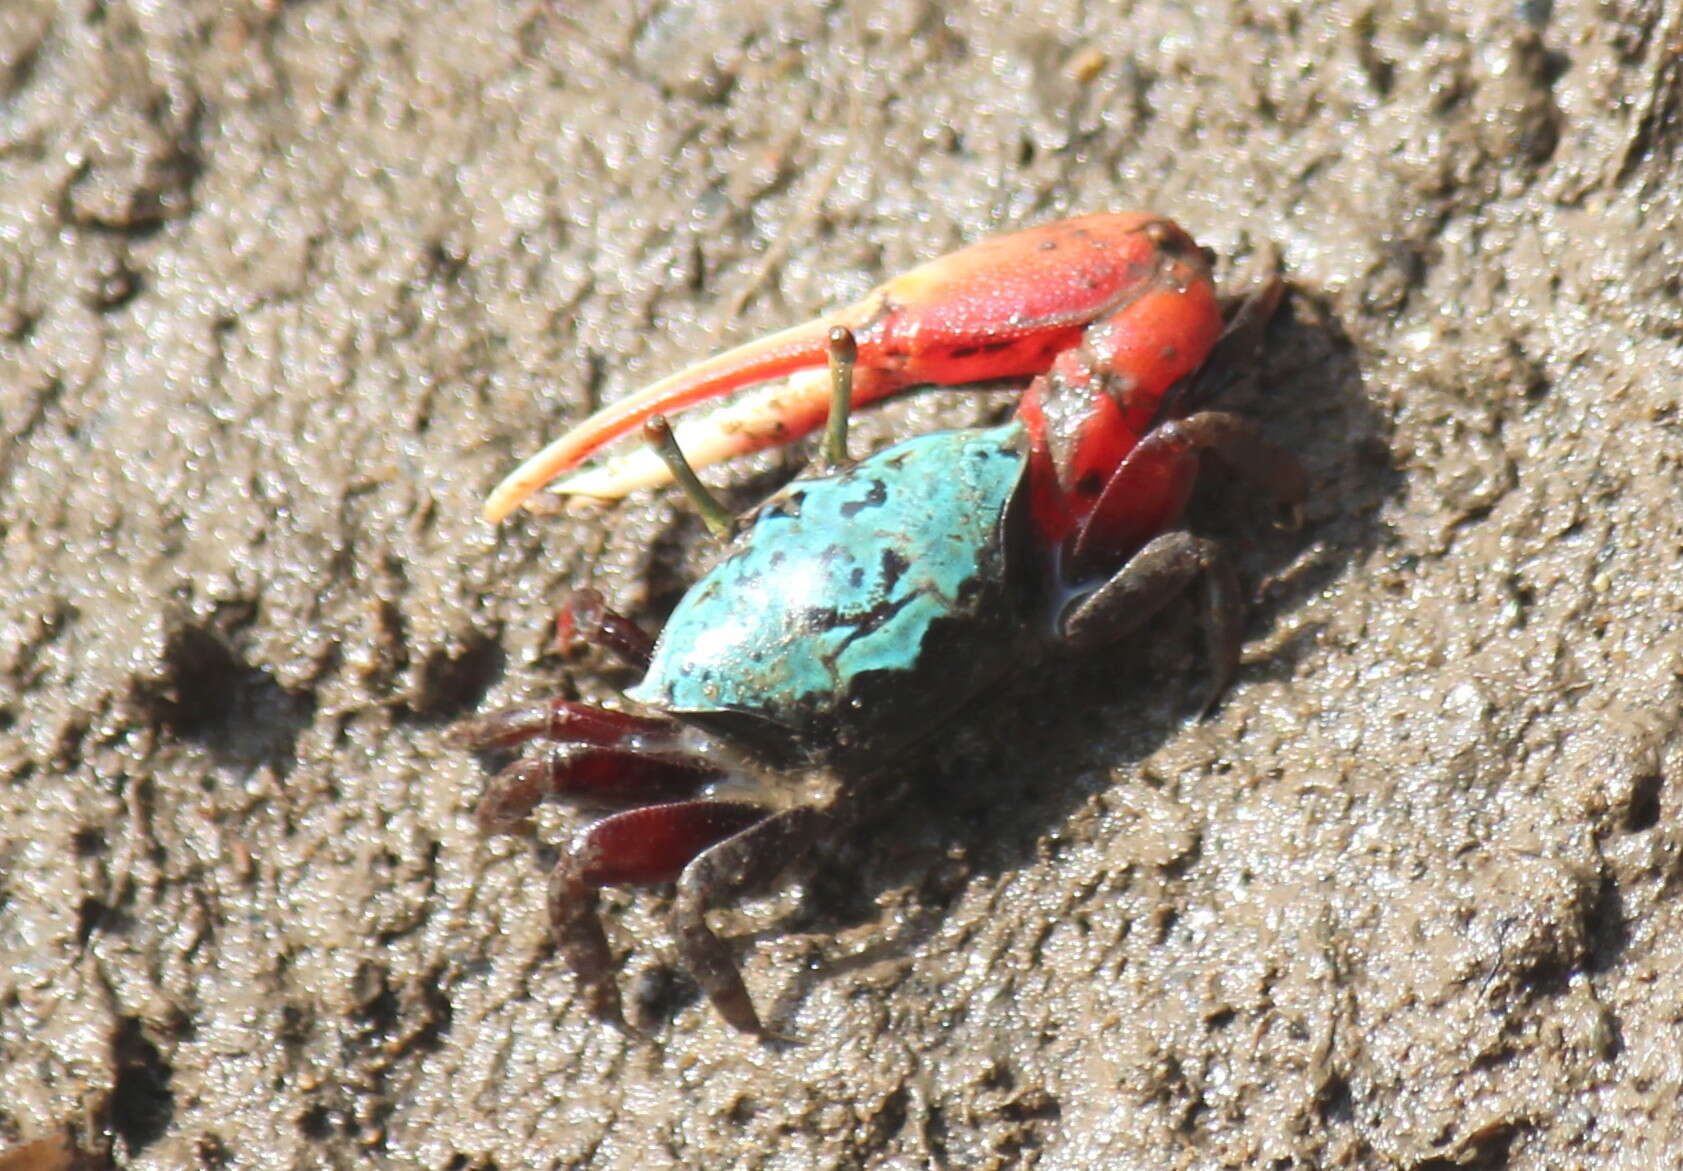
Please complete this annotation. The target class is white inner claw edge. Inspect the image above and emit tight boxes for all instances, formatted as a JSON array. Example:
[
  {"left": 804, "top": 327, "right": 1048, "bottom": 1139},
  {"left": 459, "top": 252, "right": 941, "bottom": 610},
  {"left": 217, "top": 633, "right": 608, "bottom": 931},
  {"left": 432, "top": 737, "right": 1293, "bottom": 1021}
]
[{"left": 547, "top": 367, "right": 834, "bottom": 502}]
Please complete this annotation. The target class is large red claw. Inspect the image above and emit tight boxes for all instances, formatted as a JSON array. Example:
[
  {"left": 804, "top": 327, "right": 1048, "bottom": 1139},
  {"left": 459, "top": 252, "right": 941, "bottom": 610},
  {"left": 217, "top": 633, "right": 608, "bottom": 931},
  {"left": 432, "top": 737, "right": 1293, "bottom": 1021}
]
[{"left": 483, "top": 212, "right": 1209, "bottom": 521}]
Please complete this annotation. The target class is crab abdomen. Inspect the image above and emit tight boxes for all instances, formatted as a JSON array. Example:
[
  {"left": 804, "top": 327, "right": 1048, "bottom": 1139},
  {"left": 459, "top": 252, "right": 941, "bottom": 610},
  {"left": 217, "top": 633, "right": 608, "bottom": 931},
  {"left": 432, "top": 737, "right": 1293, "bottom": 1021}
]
[{"left": 626, "top": 423, "right": 1031, "bottom": 766}]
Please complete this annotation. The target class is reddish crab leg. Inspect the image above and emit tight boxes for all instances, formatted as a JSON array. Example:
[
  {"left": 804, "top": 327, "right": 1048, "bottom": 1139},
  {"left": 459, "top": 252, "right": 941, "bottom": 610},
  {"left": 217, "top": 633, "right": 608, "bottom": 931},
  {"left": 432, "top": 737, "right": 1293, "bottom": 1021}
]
[
  {"left": 483, "top": 212, "right": 1216, "bottom": 520},
  {"left": 451, "top": 697, "right": 675, "bottom": 753},
  {"left": 476, "top": 745, "right": 725, "bottom": 831},
  {"left": 552, "top": 800, "right": 770, "bottom": 1028}
]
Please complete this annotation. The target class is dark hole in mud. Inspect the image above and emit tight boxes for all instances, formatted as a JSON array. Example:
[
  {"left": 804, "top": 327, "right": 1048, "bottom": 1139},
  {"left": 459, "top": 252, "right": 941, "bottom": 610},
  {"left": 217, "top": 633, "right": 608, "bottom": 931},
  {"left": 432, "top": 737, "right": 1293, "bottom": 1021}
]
[
  {"left": 1625, "top": 773, "right": 1663, "bottom": 832},
  {"left": 360, "top": 986, "right": 402, "bottom": 1039},
  {"left": 278, "top": 1002, "right": 312, "bottom": 1047},
  {"left": 1585, "top": 874, "right": 1631, "bottom": 978},
  {"left": 725, "top": 1095, "right": 757, "bottom": 1126},
  {"left": 1205, "top": 1006, "right": 1237, "bottom": 1030},
  {"left": 196, "top": 1132, "right": 232, "bottom": 1166},
  {"left": 1415, "top": 1118, "right": 1521, "bottom": 1169},
  {"left": 144, "top": 624, "right": 315, "bottom": 770},
  {"left": 865, "top": 1086, "right": 910, "bottom": 1149},
  {"left": 353, "top": 964, "right": 401, "bottom": 1039},
  {"left": 110, "top": 1016, "right": 174, "bottom": 1155},
  {"left": 407, "top": 633, "right": 503, "bottom": 720},
  {"left": 75, "top": 895, "right": 109, "bottom": 944},
  {"left": 297, "top": 1104, "right": 334, "bottom": 1141},
  {"left": 1316, "top": 1073, "right": 1353, "bottom": 1124},
  {"left": 410, "top": 966, "right": 455, "bottom": 1053},
  {"left": 999, "top": 1087, "right": 1060, "bottom": 1123},
  {"left": 632, "top": 963, "right": 701, "bottom": 1031},
  {"left": 444, "top": 1154, "right": 501, "bottom": 1171},
  {"left": 423, "top": 237, "right": 469, "bottom": 284}
]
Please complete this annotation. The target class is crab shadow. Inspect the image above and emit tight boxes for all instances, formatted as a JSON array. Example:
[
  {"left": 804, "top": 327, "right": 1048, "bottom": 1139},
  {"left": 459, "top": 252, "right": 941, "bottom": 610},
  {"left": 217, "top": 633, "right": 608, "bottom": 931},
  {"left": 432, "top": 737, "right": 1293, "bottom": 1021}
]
[{"left": 730, "top": 291, "right": 1399, "bottom": 1031}]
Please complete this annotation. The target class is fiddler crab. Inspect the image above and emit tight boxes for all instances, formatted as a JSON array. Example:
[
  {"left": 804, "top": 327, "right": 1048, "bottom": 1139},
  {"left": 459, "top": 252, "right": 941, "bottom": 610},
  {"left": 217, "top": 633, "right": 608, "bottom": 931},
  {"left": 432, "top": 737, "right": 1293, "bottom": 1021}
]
[{"left": 455, "top": 213, "right": 1306, "bottom": 1036}]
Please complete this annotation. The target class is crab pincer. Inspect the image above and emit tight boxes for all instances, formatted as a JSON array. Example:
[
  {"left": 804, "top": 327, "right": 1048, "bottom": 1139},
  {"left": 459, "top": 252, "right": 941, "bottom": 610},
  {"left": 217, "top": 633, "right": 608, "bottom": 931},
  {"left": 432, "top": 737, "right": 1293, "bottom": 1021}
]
[{"left": 482, "top": 213, "right": 1224, "bottom": 516}]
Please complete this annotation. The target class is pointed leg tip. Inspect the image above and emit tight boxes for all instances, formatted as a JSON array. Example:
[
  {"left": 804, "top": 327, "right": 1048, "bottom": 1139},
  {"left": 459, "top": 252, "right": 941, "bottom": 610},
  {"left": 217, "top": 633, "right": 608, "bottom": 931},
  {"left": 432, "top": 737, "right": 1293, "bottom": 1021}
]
[
  {"left": 1194, "top": 691, "right": 1222, "bottom": 723},
  {"left": 585, "top": 983, "right": 632, "bottom": 1032},
  {"left": 475, "top": 793, "right": 537, "bottom": 837},
  {"left": 722, "top": 1004, "right": 799, "bottom": 1044},
  {"left": 1195, "top": 660, "right": 1240, "bottom": 722},
  {"left": 445, "top": 716, "right": 487, "bottom": 749}
]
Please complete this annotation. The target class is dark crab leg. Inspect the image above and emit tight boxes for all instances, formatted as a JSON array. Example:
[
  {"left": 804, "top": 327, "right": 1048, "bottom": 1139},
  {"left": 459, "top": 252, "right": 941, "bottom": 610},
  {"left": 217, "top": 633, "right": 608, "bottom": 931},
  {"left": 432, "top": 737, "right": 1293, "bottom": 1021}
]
[
  {"left": 1059, "top": 402, "right": 1304, "bottom": 716},
  {"left": 674, "top": 805, "right": 831, "bottom": 1037},
  {"left": 476, "top": 745, "right": 725, "bottom": 832},
  {"left": 452, "top": 588, "right": 661, "bottom": 754},
  {"left": 554, "top": 587, "right": 655, "bottom": 670},
  {"left": 1061, "top": 529, "right": 1246, "bottom": 720},
  {"left": 550, "top": 800, "right": 770, "bottom": 1029},
  {"left": 1068, "top": 409, "right": 1307, "bottom": 577},
  {"left": 451, "top": 698, "right": 674, "bottom": 753},
  {"left": 1159, "top": 270, "right": 1286, "bottom": 417}
]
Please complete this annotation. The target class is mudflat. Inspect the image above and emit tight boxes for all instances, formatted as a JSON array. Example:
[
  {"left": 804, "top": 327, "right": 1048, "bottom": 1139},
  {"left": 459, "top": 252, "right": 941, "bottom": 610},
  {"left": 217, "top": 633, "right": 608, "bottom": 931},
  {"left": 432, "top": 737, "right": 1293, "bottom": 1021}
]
[{"left": 2, "top": 3, "right": 1679, "bottom": 1167}]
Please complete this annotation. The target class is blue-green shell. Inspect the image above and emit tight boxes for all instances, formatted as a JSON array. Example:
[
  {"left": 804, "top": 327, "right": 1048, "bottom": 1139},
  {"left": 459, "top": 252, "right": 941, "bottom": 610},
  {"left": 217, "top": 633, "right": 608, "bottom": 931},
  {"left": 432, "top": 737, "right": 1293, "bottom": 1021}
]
[{"left": 626, "top": 422, "right": 1031, "bottom": 766}]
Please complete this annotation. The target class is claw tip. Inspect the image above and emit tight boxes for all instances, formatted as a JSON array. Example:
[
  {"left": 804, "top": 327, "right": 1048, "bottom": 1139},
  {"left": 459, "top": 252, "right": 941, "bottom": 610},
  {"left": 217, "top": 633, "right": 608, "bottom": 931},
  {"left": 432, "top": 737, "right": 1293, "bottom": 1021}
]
[{"left": 481, "top": 476, "right": 528, "bottom": 525}]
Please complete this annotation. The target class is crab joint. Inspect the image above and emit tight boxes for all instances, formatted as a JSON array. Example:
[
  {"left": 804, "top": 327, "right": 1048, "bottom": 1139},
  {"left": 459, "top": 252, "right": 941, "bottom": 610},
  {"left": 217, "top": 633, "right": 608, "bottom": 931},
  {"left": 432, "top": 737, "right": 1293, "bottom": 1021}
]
[{"left": 644, "top": 415, "right": 737, "bottom": 538}]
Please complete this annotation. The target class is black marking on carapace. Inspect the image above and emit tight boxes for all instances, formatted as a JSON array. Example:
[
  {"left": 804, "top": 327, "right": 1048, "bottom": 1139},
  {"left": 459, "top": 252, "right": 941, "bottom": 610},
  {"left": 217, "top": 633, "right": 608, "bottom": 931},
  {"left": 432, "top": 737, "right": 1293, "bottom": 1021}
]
[
  {"left": 879, "top": 547, "right": 910, "bottom": 592},
  {"left": 765, "top": 489, "right": 808, "bottom": 521},
  {"left": 838, "top": 479, "right": 889, "bottom": 518},
  {"left": 825, "top": 589, "right": 924, "bottom": 661}
]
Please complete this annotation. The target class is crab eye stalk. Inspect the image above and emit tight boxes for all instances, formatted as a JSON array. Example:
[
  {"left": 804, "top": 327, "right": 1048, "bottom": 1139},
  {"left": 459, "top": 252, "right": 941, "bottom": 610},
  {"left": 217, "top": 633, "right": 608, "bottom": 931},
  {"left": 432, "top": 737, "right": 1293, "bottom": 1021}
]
[
  {"left": 644, "top": 414, "right": 737, "bottom": 538},
  {"left": 821, "top": 325, "right": 858, "bottom": 470}
]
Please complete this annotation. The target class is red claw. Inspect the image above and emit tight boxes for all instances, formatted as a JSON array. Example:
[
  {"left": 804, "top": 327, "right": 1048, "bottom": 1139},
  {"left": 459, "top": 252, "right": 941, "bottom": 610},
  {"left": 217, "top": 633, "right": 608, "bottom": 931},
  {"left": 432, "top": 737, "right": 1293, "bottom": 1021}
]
[{"left": 482, "top": 212, "right": 1224, "bottom": 521}]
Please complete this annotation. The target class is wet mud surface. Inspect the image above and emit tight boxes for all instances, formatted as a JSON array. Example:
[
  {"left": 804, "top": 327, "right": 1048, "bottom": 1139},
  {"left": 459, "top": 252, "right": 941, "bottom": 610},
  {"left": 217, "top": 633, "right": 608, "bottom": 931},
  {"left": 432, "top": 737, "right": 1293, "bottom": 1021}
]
[{"left": 2, "top": 1, "right": 1681, "bottom": 1167}]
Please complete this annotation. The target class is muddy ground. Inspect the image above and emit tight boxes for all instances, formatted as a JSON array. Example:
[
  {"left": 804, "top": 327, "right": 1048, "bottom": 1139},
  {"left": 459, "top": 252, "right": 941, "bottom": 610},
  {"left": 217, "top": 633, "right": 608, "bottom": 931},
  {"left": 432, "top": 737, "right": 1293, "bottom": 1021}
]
[{"left": 2, "top": 1, "right": 1681, "bottom": 1168}]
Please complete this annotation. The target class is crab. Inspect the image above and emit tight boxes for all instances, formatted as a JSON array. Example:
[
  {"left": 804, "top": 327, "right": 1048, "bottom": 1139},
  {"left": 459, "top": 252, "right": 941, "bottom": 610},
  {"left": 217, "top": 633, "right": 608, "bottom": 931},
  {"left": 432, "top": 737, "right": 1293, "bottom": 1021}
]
[{"left": 456, "top": 212, "right": 1306, "bottom": 1036}]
